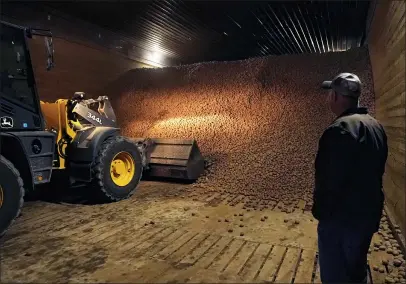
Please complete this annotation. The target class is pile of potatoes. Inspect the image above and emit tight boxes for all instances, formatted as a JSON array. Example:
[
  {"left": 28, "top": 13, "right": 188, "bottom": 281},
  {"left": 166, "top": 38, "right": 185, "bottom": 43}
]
[
  {"left": 371, "top": 212, "right": 406, "bottom": 283},
  {"left": 107, "top": 47, "right": 375, "bottom": 205}
]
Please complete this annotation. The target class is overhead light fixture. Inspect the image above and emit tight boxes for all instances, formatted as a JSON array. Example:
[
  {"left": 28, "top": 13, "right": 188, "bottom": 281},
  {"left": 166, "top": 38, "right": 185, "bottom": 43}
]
[
  {"left": 151, "top": 52, "right": 162, "bottom": 63},
  {"left": 142, "top": 50, "right": 165, "bottom": 67}
]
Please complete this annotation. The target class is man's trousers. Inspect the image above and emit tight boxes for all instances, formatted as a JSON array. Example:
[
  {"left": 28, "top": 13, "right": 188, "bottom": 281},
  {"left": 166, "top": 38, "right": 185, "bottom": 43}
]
[{"left": 317, "top": 220, "right": 374, "bottom": 283}]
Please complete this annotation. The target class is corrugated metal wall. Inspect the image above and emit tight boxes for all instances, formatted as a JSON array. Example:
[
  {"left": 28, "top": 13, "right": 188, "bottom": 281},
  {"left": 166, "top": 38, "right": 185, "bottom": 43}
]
[
  {"left": 0, "top": 3, "right": 161, "bottom": 67},
  {"left": 368, "top": 1, "right": 405, "bottom": 238},
  {"left": 1, "top": 4, "right": 155, "bottom": 102},
  {"left": 28, "top": 36, "right": 149, "bottom": 102}
]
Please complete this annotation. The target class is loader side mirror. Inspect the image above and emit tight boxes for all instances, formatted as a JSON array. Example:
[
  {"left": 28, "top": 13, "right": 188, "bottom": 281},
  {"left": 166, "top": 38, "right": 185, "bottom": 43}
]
[{"left": 44, "top": 36, "right": 54, "bottom": 71}]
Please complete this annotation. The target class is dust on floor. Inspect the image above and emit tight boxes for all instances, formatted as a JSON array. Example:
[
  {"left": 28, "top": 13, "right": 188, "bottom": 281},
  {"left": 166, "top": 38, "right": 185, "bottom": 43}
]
[{"left": 1, "top": 181, "right": 405, "bottom": 283}]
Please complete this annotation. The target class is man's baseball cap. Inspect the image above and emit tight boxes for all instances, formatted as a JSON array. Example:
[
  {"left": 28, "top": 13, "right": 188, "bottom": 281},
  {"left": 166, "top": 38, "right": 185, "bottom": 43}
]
[{"left": 321, "top": 72, "right": 362, "bottom": 99}]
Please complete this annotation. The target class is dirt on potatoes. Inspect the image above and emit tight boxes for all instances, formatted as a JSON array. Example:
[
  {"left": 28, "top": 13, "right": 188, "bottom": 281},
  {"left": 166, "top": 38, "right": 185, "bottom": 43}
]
[{"left": 103, "top": 47, "right": 374, "bottom": 208}]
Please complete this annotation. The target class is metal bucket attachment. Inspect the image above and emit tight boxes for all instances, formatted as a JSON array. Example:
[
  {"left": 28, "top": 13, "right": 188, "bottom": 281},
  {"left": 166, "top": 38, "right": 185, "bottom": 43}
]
[{"left": 133, "top": 138, "right": 205, "bottom": 181}]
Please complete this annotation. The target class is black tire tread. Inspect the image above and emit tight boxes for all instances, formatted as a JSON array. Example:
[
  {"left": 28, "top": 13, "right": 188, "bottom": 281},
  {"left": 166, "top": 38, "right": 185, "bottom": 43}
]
[
  {"left": 0, "top": 155, "right": 25, "bottom": 238},
  {"left": 91, "top": 136, "right": 142, "bottom": 202}
]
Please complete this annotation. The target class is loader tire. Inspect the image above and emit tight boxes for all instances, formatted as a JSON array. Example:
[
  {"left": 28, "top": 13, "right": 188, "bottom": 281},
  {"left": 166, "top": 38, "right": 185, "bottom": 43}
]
[
  {"left": 0, "top": 155, "right": 24, "bottom": 238},
  {"left": 91, "top": 136, "right": 143, "bottom": 202}
]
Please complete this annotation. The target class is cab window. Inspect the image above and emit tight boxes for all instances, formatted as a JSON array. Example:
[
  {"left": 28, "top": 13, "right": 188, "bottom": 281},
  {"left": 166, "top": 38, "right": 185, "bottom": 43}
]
[{"left": 0, "top": 23, "right": 36, "bottom": 110}]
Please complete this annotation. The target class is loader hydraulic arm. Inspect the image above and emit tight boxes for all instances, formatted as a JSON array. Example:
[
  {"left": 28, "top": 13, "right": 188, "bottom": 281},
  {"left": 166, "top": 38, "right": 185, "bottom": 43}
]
[
  {"left": 25, "top": 27, "right": 54, "bottom": 71},
  {"left": 67, "top": 93, "right": 117, "bottom": 128}
]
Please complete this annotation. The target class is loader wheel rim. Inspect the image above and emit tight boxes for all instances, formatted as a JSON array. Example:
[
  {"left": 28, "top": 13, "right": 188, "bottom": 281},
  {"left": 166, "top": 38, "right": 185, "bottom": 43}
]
[
  {"left": 0, "top": 185, "right": 3, "bottom": 208},
  {"left": 110, "top": 151, "right": 135, "bottom": 187}
]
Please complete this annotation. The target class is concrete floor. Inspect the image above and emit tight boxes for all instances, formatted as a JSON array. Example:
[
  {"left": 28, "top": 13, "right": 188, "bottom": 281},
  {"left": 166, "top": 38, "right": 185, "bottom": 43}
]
[{"left": 1, "top": 181, "right": 405, "bottom": 283}]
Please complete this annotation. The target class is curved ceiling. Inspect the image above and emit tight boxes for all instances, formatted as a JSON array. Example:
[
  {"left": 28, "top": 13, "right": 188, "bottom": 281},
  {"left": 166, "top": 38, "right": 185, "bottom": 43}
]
[{"left": 2, "top": 1, "right": 371, "bottom": 67}]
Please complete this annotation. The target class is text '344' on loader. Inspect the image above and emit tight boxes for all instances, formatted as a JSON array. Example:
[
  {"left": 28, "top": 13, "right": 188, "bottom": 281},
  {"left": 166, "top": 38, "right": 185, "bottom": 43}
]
[{"left": 0, "top": 21, "right": 205, "bottom": 237}]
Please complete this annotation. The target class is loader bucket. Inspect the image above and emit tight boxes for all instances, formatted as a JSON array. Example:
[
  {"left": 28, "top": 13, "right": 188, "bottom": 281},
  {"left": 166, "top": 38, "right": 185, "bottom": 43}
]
[{"left": 134, "top": 138, "right": 205, "bottom": 181}]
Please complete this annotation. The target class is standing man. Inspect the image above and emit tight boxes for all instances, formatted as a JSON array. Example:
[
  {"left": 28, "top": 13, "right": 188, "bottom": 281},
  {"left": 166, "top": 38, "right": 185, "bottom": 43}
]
[{"left": 312, "top": 73, "right": 388, "bottom": 283}]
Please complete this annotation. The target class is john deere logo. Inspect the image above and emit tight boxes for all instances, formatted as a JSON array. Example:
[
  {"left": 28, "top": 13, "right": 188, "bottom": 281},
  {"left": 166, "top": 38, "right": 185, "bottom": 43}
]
[{"left": 0, "top": 116, "right": 13, "bottom": 128}]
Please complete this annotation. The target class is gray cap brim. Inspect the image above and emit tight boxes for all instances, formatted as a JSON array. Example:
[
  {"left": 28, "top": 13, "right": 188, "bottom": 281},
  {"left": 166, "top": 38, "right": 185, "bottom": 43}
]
[{"left": 321, "top": 81, "right": 332, "bottom": 89}]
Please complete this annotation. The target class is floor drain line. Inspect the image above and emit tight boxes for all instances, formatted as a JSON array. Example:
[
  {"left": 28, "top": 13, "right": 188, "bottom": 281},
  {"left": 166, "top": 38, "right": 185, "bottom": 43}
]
[
  {"left": 272, "top": 247, "right": 288, "bottom": 282},
  {"left": 254, "top": 245, "right": 274, "bottom": 281}
]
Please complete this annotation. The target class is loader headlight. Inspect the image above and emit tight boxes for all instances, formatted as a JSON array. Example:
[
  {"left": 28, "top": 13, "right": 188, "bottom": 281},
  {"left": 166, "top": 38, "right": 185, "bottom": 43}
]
[{"left": 31, "top": 139, "right": 42, "bottom": 154}]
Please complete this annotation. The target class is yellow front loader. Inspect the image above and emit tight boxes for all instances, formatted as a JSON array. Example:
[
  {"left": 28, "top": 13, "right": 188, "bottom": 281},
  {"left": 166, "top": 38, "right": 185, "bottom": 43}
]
[
  {"left": 40, "top": 93, "right": 205, "bottom": 202},
  {"left": 0, "top": 20, "right": 204, "bottom": 238}
]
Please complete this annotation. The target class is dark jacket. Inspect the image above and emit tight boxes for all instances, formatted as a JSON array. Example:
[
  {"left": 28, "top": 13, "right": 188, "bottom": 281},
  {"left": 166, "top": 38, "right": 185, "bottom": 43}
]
[{"left": 312, "top": 107, "right": 388, "bottom": 231}]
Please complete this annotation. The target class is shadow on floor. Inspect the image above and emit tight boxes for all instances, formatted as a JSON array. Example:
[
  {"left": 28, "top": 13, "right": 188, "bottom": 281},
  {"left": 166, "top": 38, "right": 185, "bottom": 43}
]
[{"left": 25, "top": 173, "right": 199, "bottom": 206}]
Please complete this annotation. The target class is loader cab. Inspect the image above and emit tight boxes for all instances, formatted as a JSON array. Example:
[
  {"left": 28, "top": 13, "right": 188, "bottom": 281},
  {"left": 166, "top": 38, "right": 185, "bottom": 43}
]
[
  {"left": 0, "top": 22, "right": 58, "bottom": 238},
  {"left": 0, "top": 21, "right": 45, "bottom": 131}
]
